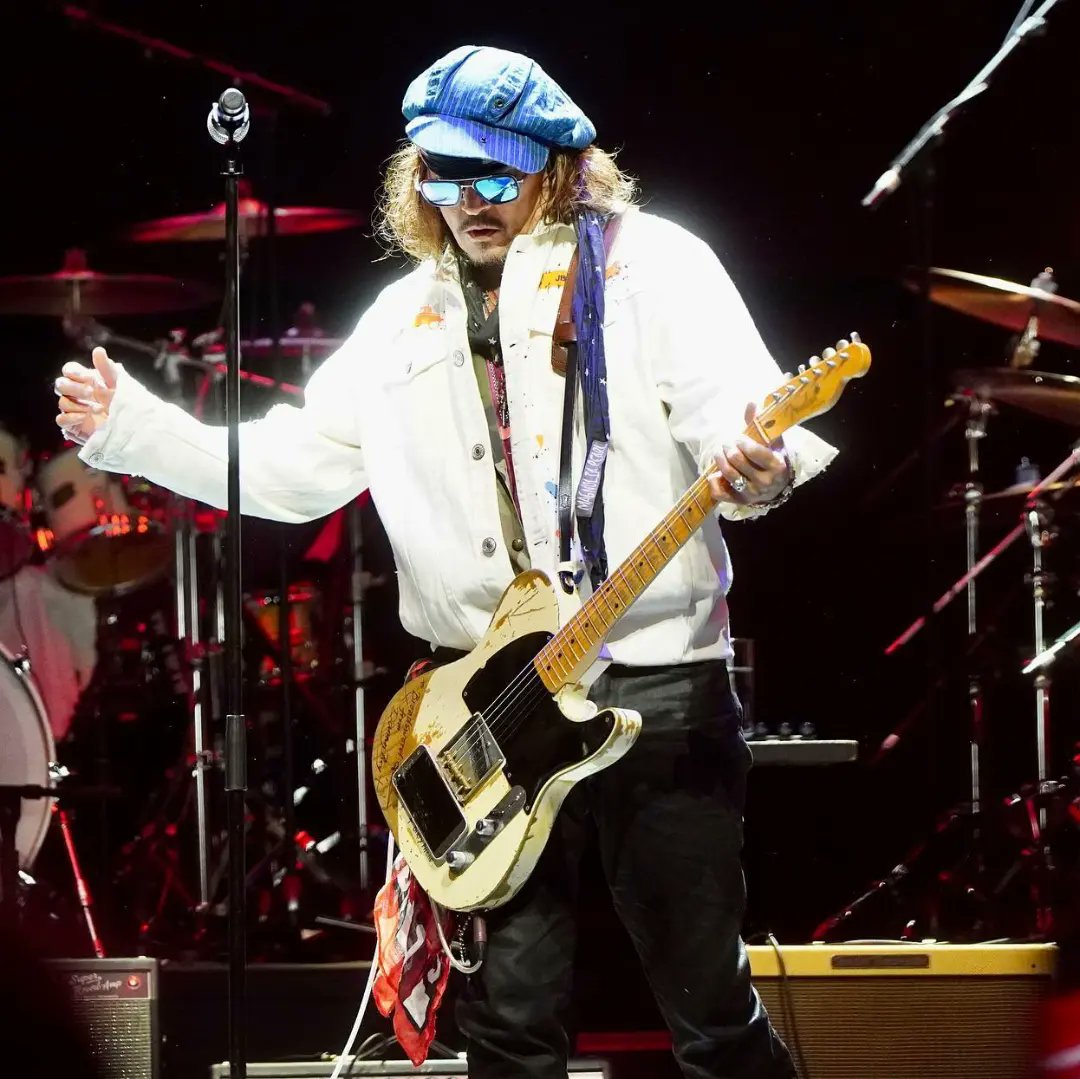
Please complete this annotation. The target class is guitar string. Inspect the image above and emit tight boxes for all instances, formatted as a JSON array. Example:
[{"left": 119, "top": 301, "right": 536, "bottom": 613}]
[
  {"left": 441, "top": 466, "right": 742, "bottom": 769},
  {"left": 428, "top": 362, "right": 858, "bottom": 817},
  {"left": 443, "top": 500, "right": 696, "bottom": 764},
  {"left": 439, "top": 561, "right": 645, "bottom": 771},
  {"left": 442, "top": 489, "right": 713, "bottom": 768},
  {"left": 439, "top": 359, "right": 840, "bottom": 766}
]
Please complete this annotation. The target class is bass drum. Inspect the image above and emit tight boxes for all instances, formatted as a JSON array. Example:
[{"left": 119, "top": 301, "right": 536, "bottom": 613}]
[{"left": 0, "top": 644, "right": 56, "bottom": 868}]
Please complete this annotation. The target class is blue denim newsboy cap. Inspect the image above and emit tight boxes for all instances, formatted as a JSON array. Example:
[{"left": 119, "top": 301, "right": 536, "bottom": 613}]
[{"left": 403, "top": 46, "right": 596, "bottom": 174}]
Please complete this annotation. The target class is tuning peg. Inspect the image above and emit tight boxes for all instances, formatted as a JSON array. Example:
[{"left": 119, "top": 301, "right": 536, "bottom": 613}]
[
  {"left": 821, "top": 348, "right": 835, "bottom": 360},
  {"left": 797, "top": 363, "right": 806, "bottom": 373},
  {"left": 850, "top": 331, "right": 861, "bottom": 343},
  {"left": 835, "top": 338, "right": 850, "bottom": 351}
]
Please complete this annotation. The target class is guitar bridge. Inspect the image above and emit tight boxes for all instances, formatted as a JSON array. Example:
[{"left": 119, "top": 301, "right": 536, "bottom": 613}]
[{"left": 438, "top": 713, "right": 504, "bottom": 802}]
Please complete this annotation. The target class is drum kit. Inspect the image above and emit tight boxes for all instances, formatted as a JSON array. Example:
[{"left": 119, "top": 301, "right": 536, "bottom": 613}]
[
  {"left": 0, "top": 191, "right": 385, "bottom": 958},
  {"left": 817, "top": 264, "right": 1080, "bottom": 944}
]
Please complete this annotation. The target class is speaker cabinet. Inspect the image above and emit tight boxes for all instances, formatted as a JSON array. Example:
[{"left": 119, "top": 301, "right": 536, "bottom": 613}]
[
  {"left": 210, "top": 1061, "right": 608, "bottom": 1078},
  {"left": 48, "top": 958, "right": 159, "bottom": 1079},
  {"left": 748, "top": 943, "right": 1055, "bottom": 1079}
]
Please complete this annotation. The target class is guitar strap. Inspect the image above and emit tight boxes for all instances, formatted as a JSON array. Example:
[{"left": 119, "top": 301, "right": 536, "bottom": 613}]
[{"left": 552, "top": 213, "right": 622, "bottom": 595}]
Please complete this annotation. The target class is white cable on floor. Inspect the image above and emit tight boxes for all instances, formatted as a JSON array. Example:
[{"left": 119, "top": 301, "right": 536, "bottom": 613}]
[{"left": 328, "top": 833, "right": 396, "bottom": 1079}]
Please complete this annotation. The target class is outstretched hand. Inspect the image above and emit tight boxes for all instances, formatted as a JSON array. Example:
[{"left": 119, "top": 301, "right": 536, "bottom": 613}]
[{"left": 54, "top": 347, "right": 120, "bottom": 446}]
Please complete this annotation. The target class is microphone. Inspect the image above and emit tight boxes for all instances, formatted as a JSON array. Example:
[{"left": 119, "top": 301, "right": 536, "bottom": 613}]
[
  {"left": 861, "top": 167, "right": 900, "bottom": 209},
  {"left": 207, "top": 87, "right": 251, "bottom": 145}
]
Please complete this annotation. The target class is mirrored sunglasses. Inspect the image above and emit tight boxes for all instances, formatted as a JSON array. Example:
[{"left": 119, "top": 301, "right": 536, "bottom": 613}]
[{"left": 415, "top": 174, "right": 521, "bottom": 208}]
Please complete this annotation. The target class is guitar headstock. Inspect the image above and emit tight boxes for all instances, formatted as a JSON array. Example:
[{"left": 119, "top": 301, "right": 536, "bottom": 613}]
[{"left": 755, "top": 333, "right": 871, "bottom": 441}]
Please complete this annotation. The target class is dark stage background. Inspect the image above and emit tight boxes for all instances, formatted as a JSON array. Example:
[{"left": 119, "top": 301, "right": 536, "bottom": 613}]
[{"left": 3, "top": 0, "right": 1080, "bottom": 1052}]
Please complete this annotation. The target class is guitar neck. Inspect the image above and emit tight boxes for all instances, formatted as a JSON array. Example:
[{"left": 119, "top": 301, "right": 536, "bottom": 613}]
[
  {"left": 530, "top": 336, "right": 871, "bottom": 693},
  {"left": 533, "top": 473, "right": 719, "bottom": 692}
]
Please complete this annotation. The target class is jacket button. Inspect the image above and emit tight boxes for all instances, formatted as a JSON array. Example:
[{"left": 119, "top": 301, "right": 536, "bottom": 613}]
[
  {"left": 471, "top": 443, "right": 486, "bottom": 460},
  {"left": 453, "top": 350, "right": 465, "bottom": 367},
  {"left": 89, "top": 452, "right": 104, "bottom": 466},
  {"left": 481, "top": 537, "right": 497, "bottom": 556}
]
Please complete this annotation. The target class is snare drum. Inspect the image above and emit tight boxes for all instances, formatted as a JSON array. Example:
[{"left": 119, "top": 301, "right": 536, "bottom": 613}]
[
  {"left": 36, "top": 448, "right": 172, "bottom": 596},
  {"left": 0, "top": 426, "right": 34, "bottom": 580},
  {"left": 0, "top": 644, "right": 56, "bottom": 868}
]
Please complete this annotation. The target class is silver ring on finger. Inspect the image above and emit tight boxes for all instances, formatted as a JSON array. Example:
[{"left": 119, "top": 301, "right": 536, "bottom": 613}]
[{"left": 731, "top": 475, "right": 748, "bottom": 494}]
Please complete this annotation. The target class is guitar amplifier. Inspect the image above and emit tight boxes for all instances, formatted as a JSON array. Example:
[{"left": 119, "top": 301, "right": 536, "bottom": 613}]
[
  {"left": 748, "top": 942, "right": 1055, "bottom": 1079},
  {"left": 47, "top": 958, "right": 159, "bottom": 1079},
  {"left": 210, "top": 1061, "right": 608, "bottom": 1078}
]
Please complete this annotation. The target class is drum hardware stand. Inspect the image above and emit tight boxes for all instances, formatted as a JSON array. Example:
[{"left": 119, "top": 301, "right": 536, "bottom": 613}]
[
  {"left": 864, "top": 444, "right": 1080, "bottom": 939},
  {"left": 105, "top": 500, "right": 228, "bottom": 951},
  {"left": 962, "top": 396, "right": 991, "bottom": 840},
  {"left": 0, "top": 785, "right": 25, "bottom": 928},
  {"left": 51, "top": 787, "right": 107, "bottom": 959},
  {"left": 174, "top": 498, "right": 214, "bottom": 911},
  {"left": 886, "top": 443, "right": 1080, "bottom": 655},
  {"left": 0, "top": 781, "right": 108, "bottom": 956},
  {"left": 261, "top": 103, "right": 303, "bottom": 925},
  {"left": 1007, "top": 268, "right": 1056, "bottom": 370},
  {"left": 1026, "top": 501, "right": 1053, "bottom": 796},
  {"left": 348, "top": 499, "right": 371, "bottom": 893}
]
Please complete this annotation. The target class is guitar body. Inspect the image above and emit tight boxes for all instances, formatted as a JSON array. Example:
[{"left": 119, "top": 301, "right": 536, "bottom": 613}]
[
  {"left": 372, "top": 570, "right": 642, "bottom": 912},
  {"left": 371, "top": 336, "right": 871, "bottom": 913}
]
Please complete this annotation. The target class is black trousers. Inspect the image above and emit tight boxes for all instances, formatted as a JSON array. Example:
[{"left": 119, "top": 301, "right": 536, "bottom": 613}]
[{"left": 455, "top": 660, "right": 796, "bottom": 1079}]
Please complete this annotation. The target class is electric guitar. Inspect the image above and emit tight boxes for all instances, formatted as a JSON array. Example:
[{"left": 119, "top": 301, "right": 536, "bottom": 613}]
[{"left": 372, "top": 335, "right": 872, "bottom": 911}]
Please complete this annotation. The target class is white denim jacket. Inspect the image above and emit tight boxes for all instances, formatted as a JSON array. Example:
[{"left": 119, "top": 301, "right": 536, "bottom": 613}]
[{"left": 80, "top": 208, "right": 837, "bottom": 664}]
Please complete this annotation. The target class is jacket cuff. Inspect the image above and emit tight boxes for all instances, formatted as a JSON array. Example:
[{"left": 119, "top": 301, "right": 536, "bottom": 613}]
[
  {"left": 703, "top": 427, "right": 838, "bottom": 522},
  {"left": 78, "top": 365, "right": 160, "bottom": 473}
]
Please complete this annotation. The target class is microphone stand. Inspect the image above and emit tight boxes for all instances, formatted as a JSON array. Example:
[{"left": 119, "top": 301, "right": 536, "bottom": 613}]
[
  {"left": 861, "top": 0, "right": 1063, "bottom": 210},
  {"left": 208, "top": 87, "right": 250, "bottom": 1079}
]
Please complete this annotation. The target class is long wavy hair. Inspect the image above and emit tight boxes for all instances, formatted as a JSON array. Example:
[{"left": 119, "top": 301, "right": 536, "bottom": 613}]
[{"left": 373, "top": 143, "right": 638, "bottom": 263}]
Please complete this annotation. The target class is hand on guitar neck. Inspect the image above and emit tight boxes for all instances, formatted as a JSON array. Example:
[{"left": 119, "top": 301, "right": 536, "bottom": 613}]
[{"left": 709, "top": 399, "right": 792, "bottom": 506}]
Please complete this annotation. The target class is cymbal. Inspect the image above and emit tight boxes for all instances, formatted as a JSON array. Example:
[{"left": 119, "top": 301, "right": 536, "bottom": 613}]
[
  {"left": 953, "top": 368, "right": 1080, "bottom": 425},
  {"left": 0, "top": 249, "right": 217, "bottom": 316},
  {"left": 126, "top": 199, "right": 364, "bottom": 243},
  {"left": 937, "top": 478, "right": 1080, "bottom": 512},
  {"left": 906, "top": 267, "right": 1080, "bottom": 348}
]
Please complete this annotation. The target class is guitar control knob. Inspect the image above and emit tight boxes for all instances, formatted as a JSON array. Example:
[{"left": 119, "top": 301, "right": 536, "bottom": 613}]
[
  {"left": 445, "top": 849, "right": 475, "bottom": 871},
  {"left": 475, "top": 817, "right": 501, "bottom": 838}
]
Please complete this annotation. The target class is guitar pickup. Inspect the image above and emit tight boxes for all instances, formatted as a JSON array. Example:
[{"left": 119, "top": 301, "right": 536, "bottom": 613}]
[{"left": 438, "top": 713, "right": 505, "bottom": 802}]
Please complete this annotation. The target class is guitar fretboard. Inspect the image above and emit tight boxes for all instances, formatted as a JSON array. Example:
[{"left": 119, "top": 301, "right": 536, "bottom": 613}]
[{"left": 533, "top": 474, "right": 717, "bottom": 691}]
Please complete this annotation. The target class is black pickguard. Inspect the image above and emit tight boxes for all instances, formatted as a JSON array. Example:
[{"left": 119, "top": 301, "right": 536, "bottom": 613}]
[{"left": 461, "top": 632, "right": 614, "bottom": 810}]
